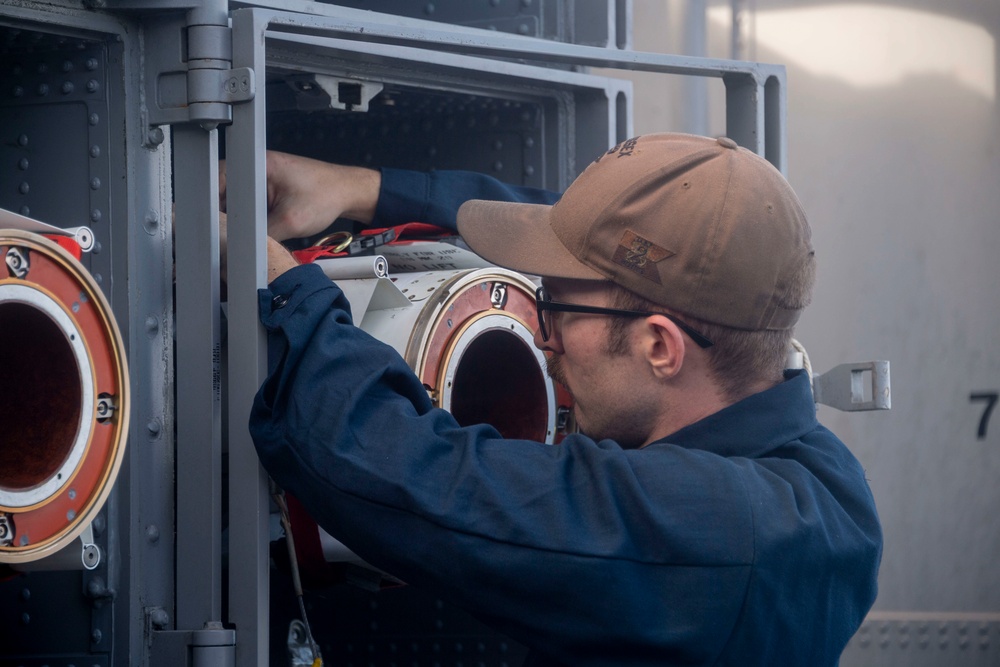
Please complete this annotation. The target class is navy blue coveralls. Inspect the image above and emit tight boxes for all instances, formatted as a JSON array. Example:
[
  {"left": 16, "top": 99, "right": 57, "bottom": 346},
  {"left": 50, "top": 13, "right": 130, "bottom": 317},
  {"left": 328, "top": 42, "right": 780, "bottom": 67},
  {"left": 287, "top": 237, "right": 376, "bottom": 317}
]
[{"left": 249, "top": 169, "right": 882, "bottom": 666}]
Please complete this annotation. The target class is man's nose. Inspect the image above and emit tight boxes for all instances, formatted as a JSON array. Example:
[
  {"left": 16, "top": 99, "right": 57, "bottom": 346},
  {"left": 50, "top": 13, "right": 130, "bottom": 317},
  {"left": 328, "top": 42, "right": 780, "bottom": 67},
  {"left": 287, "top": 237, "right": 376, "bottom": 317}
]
[{"left": 533, "top": 320, "right": 562, "bottom": 354}]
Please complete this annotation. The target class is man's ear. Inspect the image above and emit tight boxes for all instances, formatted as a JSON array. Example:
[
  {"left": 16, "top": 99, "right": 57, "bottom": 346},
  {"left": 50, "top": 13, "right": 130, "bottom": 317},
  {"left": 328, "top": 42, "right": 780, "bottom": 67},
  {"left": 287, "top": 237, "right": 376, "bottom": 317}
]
[{"left": 641, "top": 315, "right": 686, "bottom": 379}]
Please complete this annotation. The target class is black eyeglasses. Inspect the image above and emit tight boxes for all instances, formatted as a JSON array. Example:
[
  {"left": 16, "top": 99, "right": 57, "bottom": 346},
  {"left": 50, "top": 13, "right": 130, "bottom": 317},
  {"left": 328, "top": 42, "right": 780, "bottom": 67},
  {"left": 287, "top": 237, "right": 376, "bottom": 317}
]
[{"left": 534, "top": 286, "right": 713, "bottom": 348}]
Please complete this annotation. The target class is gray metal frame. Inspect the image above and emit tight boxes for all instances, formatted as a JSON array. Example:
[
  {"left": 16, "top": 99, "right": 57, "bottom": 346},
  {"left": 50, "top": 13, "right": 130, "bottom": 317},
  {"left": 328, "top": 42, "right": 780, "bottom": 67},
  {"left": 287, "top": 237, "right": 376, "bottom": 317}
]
[
  {"left": 0, "top": 2, "right": 786, "bottom": 665},
  {"left": 224, "top": 6, "right": 786, "bottom": 666},
  {"left": 261, "top": 33, "right": 632, "bottom": 194},
  {"left": 278, "top": 0, "right": 632, "bottom": 49},
  {"left": 232, "top": 1, "right": 785, "bottom": 163}
]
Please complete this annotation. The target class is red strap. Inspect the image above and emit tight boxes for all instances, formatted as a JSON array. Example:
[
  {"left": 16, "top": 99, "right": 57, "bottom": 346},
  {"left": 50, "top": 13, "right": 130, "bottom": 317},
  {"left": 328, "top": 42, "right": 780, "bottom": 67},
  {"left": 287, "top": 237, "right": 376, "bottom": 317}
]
[
  {"left": 292, "top": 246, "right": 339, "bottom": 264},
  {"left": 42, "top": 234, "right": 82, "bottom": 261},
  {"left": 292, "top": 222, "right": 453, "bottom": 264},
  {"left": 381, "top": 222, "right": 452, "bottom": 240}
]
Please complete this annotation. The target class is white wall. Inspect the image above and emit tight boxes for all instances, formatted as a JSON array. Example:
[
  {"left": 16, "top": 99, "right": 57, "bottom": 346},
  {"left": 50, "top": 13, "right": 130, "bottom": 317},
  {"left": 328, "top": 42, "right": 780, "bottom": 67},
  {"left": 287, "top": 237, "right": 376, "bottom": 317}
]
[{"left": 629, "top": 0, "right": 1000, "bottom": 617}]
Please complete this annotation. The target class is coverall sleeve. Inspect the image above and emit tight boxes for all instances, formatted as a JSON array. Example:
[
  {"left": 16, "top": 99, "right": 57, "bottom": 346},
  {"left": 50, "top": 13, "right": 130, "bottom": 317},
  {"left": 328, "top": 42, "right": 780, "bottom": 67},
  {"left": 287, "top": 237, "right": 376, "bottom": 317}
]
[{"left": 374, "top": 168, "right": 561, "bottom": 231}]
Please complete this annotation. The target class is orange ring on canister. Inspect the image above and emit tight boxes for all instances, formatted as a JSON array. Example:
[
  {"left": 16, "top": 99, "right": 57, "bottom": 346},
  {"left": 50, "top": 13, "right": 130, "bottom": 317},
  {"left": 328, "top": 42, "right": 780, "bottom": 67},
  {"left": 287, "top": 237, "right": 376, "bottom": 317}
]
[
  {"left": 0, "top": 230, "right": 129, "bottom": 564},
  {"left": 403, "top": 269, "right": 562, "bottom": 443}
]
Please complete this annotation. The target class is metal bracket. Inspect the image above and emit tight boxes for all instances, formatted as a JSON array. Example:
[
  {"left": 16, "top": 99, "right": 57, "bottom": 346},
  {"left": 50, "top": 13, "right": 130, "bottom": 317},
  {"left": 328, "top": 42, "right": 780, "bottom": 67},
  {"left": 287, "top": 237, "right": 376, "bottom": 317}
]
[
  {"left": 9, "top": 522, "right": 101, "bottom": 571},
  {"left": 813, "top": 361, "right": 891, "bottom": 412},
  {"left": 490, "top": 282, "right": 509, "bottom": 309},
  {"left": 287, "top": 620, "right": 315, "bottom": 667},
  {"left": 1, "top": 206, "right": 95, "bottom": 251},
  {"left": 284, "top": 73, "right": 383, "bottom": 112},
  {"left": 0, "top": 513, "right": 13, "bottom": 547},
  {"left": 96, "top": 393, "right": 119, "bottom": 423},
  {"left": 80, "top": 521, "right": 101, "bottom": 570},
  {"left": 5, "top": 246, "right": 29, "bottom": 279}
]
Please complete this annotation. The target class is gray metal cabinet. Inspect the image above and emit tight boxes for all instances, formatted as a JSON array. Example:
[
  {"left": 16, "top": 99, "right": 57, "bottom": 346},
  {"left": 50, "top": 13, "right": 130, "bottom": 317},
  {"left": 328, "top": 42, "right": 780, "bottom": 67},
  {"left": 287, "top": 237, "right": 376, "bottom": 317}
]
[{"left": 0, "top": 2, "right": 786, "bottom": 665}]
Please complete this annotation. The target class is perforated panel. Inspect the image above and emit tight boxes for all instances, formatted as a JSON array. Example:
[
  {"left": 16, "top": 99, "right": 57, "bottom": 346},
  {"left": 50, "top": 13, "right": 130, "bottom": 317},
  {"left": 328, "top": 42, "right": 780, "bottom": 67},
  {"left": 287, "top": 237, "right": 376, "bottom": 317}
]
[
  {"left": 842, "top": 615, "right": 1000, "bottom": 666},
  {"left": 0, "top": 36, "right": 113, "bottom": 278}
]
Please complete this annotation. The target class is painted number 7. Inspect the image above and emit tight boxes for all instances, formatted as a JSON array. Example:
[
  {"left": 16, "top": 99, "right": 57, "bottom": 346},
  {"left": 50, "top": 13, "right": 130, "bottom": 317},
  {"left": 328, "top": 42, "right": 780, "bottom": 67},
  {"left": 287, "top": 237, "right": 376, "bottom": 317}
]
[{"left": 970, "top": 392, "right": 999, "bottom": 440}]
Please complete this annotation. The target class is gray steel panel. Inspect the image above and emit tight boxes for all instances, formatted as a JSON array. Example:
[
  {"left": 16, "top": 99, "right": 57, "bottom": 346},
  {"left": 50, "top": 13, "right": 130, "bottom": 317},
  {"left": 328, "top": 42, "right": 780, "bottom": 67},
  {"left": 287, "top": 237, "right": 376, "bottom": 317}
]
[
  {"left": 172, "top": 124, "right": 224, "bottom": 631},
  {"left": 0, "top": 42, "right": 110, "bottom": 268},
  {"left": 226, "top": 9, "right": 272, "bottom": 667},
  {"left": 0, "top": 11, "right": 176, "bottom": 666},
  {"left": 120, "top": 85, "right": 176, "bottom": 667},
  {"left": 0, "top": 13, "right": 133, "bottom": 665},
  {"left": 75, "top": 9, "right": 179, "bottom": 665},
  {"left": 0, "top": 571, "right": 101, "bottom": 658},
  {"left": 124, "top": 155, "right": 177, "bottom": 664}
]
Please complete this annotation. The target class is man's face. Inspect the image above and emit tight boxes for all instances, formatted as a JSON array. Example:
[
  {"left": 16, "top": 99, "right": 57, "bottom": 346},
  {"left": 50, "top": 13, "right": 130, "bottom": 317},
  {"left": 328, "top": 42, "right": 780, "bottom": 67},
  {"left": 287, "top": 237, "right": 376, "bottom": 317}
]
[{"left": 534, "top": 278, "right": 660, "bottom": 448}]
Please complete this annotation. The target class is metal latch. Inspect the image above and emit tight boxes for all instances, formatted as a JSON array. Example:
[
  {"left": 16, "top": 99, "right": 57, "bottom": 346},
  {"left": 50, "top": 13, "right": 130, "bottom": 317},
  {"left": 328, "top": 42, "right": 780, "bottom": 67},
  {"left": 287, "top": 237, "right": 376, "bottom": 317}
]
[
  {"left": 813, "top": 361, "right": 891, "bottom": 412},
  {"left": 285, "top": 73, "right": 383, "bottom": 112},
  {"left": 80, "top": 522, "right": 101, "bottom": 570}
]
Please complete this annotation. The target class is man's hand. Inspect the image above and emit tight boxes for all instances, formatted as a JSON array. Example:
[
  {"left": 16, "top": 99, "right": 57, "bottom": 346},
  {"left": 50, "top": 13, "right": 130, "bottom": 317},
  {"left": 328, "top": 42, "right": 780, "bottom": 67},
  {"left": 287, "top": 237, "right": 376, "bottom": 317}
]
[
  {"left": 219, "top": 150, "right": 382, "bottom": 242},
  {"left": 219, "top": 211, "right": 299, "bottom": 286}
]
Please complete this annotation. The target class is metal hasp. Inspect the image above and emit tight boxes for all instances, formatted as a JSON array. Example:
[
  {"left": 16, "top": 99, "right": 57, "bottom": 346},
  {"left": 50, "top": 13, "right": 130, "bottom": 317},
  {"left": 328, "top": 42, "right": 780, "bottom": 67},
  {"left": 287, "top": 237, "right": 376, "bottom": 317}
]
[{"left": 813, "top": 361, "right": 891, "bottom": 412}]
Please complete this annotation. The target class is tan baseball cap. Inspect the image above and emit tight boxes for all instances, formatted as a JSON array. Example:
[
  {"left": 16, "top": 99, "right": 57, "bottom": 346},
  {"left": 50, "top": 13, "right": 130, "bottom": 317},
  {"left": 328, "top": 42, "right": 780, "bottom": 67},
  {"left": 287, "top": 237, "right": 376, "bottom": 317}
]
[{"left": 457, "top": 133, "right": 814, "bottom": 331}]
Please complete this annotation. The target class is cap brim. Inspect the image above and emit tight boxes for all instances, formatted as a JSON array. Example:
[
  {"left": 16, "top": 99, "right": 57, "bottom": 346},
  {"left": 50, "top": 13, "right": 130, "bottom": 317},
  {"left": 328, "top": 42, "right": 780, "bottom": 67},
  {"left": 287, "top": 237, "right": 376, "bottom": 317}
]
[{"left": 457, "top": 200, "right": 604, "bottom": 281}]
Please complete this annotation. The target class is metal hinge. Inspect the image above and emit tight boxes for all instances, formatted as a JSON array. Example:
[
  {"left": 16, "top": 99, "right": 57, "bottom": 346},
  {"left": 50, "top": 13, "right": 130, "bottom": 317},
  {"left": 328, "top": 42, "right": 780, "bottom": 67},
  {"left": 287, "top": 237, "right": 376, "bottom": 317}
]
[
  {"left": 149, "top": 622, "right": 236, "bottom": 667},
  {"left": 136, "top": 10, "right": 255, "bottom": 138}
]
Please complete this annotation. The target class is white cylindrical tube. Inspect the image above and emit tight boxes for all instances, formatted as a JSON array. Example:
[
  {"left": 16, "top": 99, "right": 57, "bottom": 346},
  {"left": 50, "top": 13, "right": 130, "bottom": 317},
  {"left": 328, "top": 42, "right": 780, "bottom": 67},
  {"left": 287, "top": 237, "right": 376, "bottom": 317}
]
[{"left": 315, "top": 255, "right": 389, "bottom": 281}]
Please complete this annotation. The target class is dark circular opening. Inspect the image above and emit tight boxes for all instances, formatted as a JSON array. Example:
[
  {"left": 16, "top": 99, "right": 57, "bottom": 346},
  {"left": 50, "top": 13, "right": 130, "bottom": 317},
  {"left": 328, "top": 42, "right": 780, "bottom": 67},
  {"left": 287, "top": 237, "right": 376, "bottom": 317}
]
[
  {"left": 0, "top": 301, "right": 82, "bottom": 491},
  {"left": 449, "top": 328, "right": 548, "bottom": 441}
]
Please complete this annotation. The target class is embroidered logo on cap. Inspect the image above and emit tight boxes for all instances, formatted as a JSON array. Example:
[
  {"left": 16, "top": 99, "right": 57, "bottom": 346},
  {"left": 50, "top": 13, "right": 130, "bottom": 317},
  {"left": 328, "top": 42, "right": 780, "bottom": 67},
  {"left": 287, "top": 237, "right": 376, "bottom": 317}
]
[
  {"left": 612, "top": 230, "right": 673, "bottom": 284},
  {"left": 594, "top": 137, "right": 639, "bottom": 162}
]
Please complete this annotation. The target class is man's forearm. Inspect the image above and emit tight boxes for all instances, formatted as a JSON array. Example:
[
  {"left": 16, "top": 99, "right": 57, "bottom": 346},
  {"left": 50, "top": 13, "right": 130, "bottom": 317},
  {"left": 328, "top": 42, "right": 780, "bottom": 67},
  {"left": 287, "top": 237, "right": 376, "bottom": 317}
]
[{"left": 267, "top": 236, "right": 300, "bottom": 283}]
